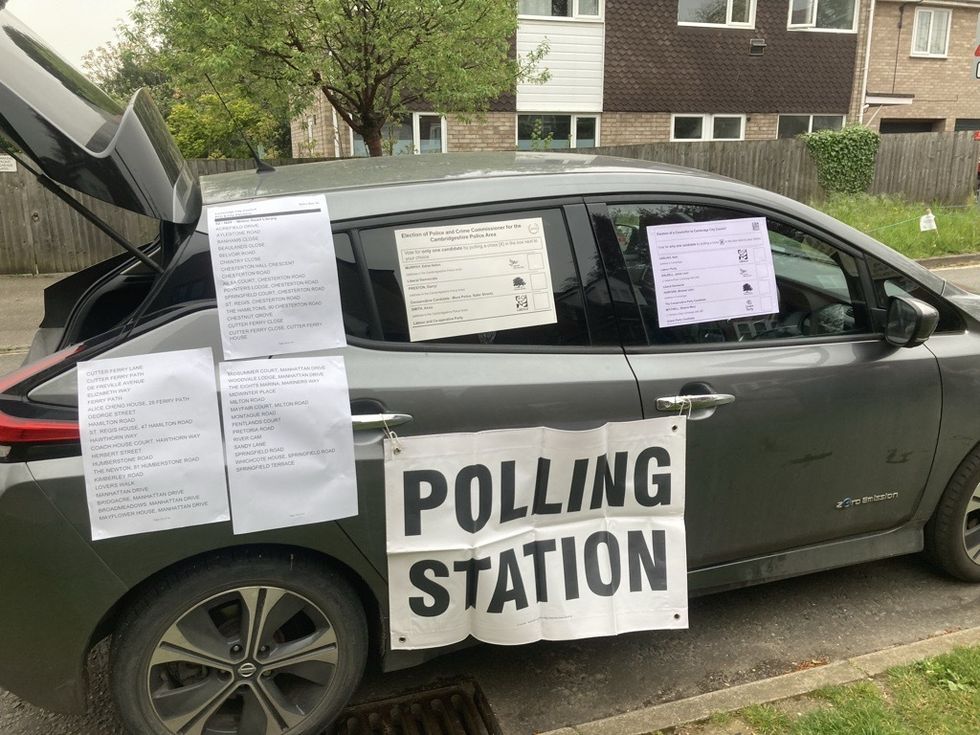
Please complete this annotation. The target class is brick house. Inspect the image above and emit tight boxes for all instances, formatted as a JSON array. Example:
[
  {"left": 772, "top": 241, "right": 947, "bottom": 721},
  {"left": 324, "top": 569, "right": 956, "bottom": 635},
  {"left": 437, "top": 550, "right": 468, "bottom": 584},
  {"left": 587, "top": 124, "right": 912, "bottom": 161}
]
[
  {"left": 858, "top": 0, "right": 980, "bottom": 134},
  {"left": 290, "top": 0, "right": 972, "bottom": 155}
]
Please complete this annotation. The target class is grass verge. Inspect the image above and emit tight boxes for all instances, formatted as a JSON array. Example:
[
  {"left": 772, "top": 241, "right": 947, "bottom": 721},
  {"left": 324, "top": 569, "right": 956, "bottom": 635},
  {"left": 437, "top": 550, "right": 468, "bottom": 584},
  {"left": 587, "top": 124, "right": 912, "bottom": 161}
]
[
  {"left": 811, "top": 194, "right": 980, "bottom": 260},
  {"left": 660, "top": 645, "right": 980, "bottom": 735}
]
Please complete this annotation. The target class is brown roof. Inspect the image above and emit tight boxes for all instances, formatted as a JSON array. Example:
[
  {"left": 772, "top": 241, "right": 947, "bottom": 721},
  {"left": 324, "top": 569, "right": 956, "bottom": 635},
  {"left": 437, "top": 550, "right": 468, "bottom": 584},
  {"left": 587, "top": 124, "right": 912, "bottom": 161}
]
[{"left": 604, "top": 0, "right": 858, "bottom": 113}]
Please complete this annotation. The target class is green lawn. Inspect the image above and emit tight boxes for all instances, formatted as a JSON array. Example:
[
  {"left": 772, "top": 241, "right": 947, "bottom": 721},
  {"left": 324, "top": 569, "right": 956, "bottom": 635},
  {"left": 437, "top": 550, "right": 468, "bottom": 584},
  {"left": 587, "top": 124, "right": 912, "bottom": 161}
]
[
  {"left": 660, "top": 645, "right": 980, "bottom": 735},
  {"left": 812, "top": 194, "right": 980, "bottom": 260}
]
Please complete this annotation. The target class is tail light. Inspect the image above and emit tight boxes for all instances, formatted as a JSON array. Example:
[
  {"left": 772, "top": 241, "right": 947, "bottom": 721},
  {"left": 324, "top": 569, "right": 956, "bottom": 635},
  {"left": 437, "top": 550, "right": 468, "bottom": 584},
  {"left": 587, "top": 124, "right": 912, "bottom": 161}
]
[{"left": 0, "top": 345, "right": 82, "bottom": 450}]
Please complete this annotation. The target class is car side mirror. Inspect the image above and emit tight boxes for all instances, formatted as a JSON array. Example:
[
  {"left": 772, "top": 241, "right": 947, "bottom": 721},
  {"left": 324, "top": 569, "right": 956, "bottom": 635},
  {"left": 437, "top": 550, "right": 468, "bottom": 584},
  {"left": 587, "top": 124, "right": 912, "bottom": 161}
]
[{"left": 885, "top": 296, "right": 939, "bottom": 348}]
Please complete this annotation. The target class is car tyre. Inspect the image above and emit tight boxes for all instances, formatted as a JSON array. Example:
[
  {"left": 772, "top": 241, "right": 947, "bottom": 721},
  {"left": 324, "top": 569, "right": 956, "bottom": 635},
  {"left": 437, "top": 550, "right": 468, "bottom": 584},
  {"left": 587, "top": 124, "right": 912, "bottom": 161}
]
[
  {"left": 925, "top": 448, "right": 980, "bottom": 582},
  {"left": 110, "top": 550, "right": 367, "bottom": 735}
]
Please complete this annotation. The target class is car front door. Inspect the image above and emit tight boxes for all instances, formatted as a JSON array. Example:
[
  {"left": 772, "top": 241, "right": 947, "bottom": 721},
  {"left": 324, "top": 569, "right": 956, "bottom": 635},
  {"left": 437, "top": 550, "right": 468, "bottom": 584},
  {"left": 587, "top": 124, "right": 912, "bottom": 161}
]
[
  {"left": 588, "top": 197, "right": 943, "bottom": 572},
  {"left": 330, "top": 202, "right": 644, "bottom": 575}
]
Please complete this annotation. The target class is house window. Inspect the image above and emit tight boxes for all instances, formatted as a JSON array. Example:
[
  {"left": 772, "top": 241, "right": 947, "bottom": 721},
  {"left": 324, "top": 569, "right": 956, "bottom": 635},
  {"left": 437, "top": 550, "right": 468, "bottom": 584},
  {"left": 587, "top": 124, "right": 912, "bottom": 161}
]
[
  {"left": 678, "top": 0, "right": 754, "bottom": 26},
  {"left": 519, "top": 0, "right": 601, "bottom": 18},
  {"left": 517, "top": 114, "right": 599, "bottom": 149},
  {"left": 671, "top": 114, "right": 745, "bottom": 141},
  {"left": 777, "top": 114, "right": 845, "bottom": 138},
  {"left": 352, "top": 113, "right": 446, "bottom": 156},
  {"left": 912, "top": 8, "right": 951, "bottom": 57},
  {"left": 788, "top": 0, "right": 857, "bottom": 31}
]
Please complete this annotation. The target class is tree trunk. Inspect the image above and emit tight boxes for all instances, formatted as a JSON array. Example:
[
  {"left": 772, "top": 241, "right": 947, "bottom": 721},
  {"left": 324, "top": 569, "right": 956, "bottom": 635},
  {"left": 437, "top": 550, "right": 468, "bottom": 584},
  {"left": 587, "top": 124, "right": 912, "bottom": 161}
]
[{"left": 363, "top": 127, "right": 384, "bottom": 157}]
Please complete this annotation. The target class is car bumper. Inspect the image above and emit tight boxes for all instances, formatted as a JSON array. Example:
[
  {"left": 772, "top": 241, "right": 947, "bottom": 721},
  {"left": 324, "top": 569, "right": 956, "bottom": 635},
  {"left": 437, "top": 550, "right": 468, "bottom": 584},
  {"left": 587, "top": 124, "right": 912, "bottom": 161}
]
[{"left": 0, "top": 462, "right": 127, "bottom": 714}]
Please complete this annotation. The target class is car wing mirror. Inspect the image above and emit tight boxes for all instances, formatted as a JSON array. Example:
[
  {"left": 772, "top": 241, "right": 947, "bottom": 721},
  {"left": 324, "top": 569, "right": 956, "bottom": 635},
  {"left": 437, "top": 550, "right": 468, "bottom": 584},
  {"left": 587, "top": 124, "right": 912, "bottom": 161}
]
[{"left": 885, "top": 296, "right": 939, "bottom": 348}]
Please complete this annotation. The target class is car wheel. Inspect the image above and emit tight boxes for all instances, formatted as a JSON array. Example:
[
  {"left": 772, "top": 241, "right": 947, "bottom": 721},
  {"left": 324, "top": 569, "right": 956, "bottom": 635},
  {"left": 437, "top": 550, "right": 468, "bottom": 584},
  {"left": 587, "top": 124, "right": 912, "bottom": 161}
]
[
  {"left": 110, "top": 550, "right": 367, "bottom": 735},
  {"left": 925, "top": 449, "right": 980, "bottom": 582}
]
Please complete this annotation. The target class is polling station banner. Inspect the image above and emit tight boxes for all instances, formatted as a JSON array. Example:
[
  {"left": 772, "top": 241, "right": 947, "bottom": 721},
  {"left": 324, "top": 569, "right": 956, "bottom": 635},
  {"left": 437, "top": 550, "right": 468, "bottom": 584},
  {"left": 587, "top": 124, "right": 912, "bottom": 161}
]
[{"left": 384, "top": 418, "right": 688, "bottom": 650}]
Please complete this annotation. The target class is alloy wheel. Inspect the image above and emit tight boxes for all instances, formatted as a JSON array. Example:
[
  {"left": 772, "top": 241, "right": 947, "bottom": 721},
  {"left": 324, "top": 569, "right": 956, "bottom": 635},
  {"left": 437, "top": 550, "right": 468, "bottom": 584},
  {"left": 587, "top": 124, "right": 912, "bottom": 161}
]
[{"left": 963, "top": 484, "right": 980, "bottom": 564}]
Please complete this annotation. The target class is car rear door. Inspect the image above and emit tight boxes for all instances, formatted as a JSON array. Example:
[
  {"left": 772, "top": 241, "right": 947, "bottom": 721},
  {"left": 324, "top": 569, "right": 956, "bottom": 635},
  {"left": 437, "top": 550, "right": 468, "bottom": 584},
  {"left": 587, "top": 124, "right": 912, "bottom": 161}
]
[
  {"left": 331, "top": 201, "right": 644, "bottom": 574},
  {"left": 587, "top": 196, "right": 943, "bottom": 570}
]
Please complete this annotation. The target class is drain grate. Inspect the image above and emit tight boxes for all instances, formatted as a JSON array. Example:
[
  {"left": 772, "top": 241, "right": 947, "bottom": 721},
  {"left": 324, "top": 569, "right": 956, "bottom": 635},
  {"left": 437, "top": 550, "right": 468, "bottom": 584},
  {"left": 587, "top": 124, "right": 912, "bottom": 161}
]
[{"left": 327, "top": 680, "right": 502, "bottom": 735}]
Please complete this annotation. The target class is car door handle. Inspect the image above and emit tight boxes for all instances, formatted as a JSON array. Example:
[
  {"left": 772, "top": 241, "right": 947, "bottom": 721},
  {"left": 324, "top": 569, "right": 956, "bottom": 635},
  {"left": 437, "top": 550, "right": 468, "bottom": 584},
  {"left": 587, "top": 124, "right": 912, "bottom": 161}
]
[
  {"left": 350, "top": 413, "right": 414, "bottom": 431},
  {"left": 655, "top": 394, "right": 736, "bottom": 412}
]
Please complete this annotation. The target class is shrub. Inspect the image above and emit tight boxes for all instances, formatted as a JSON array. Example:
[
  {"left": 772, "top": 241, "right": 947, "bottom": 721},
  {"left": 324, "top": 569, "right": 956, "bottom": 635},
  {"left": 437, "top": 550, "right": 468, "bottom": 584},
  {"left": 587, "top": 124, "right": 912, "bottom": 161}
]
[{"left": 803, "top": 126, "right": 881, "bottom": 196}]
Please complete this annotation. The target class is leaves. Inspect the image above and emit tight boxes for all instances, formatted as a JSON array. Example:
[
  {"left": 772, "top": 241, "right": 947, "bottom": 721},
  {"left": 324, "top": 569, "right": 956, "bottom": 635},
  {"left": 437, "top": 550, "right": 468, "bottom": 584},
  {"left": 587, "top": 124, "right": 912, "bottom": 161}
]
[{"left": 803, "top": 126, "right": 881, "bottom": 195}]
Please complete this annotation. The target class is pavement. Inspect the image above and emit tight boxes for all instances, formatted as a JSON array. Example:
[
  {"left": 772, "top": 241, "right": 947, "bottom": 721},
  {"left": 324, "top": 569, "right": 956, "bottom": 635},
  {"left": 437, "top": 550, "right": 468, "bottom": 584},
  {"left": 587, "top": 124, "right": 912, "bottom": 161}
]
[{"left": 0, "top": 273, "right": 62, "bottom": 376}]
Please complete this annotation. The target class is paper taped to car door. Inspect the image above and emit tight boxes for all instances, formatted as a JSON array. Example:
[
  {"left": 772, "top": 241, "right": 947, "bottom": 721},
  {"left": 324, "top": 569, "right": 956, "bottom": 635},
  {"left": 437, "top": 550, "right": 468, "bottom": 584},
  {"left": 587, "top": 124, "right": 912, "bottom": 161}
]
[{"left": 384, "top": 418, "right": 687, "bottom": 649}]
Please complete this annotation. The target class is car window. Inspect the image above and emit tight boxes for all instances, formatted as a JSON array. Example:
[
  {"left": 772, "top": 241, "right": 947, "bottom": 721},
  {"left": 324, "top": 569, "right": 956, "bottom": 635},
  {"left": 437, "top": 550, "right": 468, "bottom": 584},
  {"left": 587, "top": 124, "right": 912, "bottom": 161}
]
[
  {"left": 602, "top": 203, "right": 871, "bottom": 346},
  {"left": 354, "top": 208, "right": 590, "bottom": 346}
]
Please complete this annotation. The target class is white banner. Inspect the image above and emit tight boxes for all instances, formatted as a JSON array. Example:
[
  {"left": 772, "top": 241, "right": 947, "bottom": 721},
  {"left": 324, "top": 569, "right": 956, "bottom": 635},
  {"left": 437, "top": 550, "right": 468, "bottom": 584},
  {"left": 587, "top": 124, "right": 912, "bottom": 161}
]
[
  {"left": 384, "top": 418, "right": 687, "bottom": 649},
  {"left": 219, "top": 356, "right": 357, "bottom": 534},
  {"left": 394, "top": 217, "right": 557, "bottom": 341},
  {"left": 79, "top": 348, "right": 229, "bottom": 540},
  {"left": 207, "top": 194, "right": 346, "bottom": 359},
  {"left": 649, "top": 217, "right": 778, "bottom": 328}
]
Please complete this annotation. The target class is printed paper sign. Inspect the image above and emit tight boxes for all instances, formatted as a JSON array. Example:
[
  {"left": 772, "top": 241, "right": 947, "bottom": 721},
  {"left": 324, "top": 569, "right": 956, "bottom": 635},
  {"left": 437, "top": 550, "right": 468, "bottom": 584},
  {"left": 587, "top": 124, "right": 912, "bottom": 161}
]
[
  {"left": 79, "top": 348, "right": 229, "bottom": 540},
  {"left": 649, "top": 217, "right": 778, "bottom": 328},
  {"left": 384, "top": 418, "right": 687, "bottom": 649},
  {"left": 208, "top": 195, "right": 345, "bottom": 360},
  {"left": 0, "top": 155, "right": 16, "bottom": 173},
  {"left": 394, "top": 218, "right": 557, "bottom": 341},
  {"left": 220, "top": 356, "right": 357, "bottom": 534}
]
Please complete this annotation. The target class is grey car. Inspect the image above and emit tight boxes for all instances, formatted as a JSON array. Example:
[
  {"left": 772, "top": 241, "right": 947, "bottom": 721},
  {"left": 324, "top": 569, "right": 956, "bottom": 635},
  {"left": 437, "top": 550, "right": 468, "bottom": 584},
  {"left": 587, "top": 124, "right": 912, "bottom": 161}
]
[{"left": 2, "top": 9, "right": 980, "bottom": 735}]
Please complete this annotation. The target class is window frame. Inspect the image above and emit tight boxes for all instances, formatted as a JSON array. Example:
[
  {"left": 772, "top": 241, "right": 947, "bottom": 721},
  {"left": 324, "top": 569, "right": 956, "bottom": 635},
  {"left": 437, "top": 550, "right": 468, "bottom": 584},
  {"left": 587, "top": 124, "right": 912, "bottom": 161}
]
[
  {"left": 518, "top": 0, "right": 604, "bottom": 20},
  {"left": 911, "top": 7, "right": 952, "bottom": 58},
  {"left": 334, "top": 198, "right": 623, "bottom": 354},
  {"left": 583, "top": 194, "right": 886, "bottom": 353},
  {"left": 350, "top": 112, "right": 448, "bottom": 156},
  {"left": 677, "top": 0, "right": 757, "bottom": 28},
  {"left": 515, "top": 113, "right": 601, "bottom": 150},
  {"left": 776, "top": 114, "right": 846, "bottom": 138},
  {"left": 786, "top": 0, "right": 859, "bottom": 34},
  {"left": 670, "top": 114, "right": 746, "bottom": 142}
]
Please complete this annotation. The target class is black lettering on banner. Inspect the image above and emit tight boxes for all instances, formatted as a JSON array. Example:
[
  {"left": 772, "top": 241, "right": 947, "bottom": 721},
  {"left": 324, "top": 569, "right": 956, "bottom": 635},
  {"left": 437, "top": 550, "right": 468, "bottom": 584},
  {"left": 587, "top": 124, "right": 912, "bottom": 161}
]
[
  {"left": 488, "top": 549, "right": 529, "bottom": 613},
  {"left": 499, "top": 460, "right": 528, "bottom": 523},
  {"left": 403, "top": 470, "right": 447, "bottom": 536},
  {"left": 522, "top": 539, "right": 558, "bottom": 602},
  {"left": 532, "top": 458, "right": 562, "bottom": 515},
  {"left": 453, "top": 557, "right": 493, "bottom": 609},
  {"left": 627, "top": 529, "right": 668, "bottom": 591},
  {"left": 455, "top": 464, "right": 492, "bottom": 533},
  {"left": 409, "top": 560, "right": 450, "bottom": 616},
  {"left": 590, "top": 452, "right": 628, "bottom": 510},
  {"left": 566, "top": 457, "right": 590, "bottom": 513},
  {"left": 634, "top": 447, "right": 671, "bottom": 507},
  {"left": 584, "top": 531, "right": 621, "bottom": 597},
  {"left": 561, "top": 536, "right": 580, "bottom": 600}
]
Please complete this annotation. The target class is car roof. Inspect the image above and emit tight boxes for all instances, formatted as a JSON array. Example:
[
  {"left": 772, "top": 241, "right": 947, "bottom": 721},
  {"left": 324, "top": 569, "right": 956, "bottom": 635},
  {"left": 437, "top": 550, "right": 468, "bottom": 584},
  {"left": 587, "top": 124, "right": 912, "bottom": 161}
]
[
  {"left": 197, "top": 151, "right": 946, "bottom": 293},
  {"left": 199, "top": 152, "right": 728, "bottom": 219}
]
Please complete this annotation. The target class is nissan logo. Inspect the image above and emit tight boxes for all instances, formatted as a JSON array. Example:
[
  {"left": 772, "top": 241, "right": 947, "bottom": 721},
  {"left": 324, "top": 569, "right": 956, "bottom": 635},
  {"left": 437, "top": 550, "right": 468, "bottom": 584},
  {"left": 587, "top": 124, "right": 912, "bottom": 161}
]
[{"left": 238, "top": 662, "right": 258, "bottom": 679}]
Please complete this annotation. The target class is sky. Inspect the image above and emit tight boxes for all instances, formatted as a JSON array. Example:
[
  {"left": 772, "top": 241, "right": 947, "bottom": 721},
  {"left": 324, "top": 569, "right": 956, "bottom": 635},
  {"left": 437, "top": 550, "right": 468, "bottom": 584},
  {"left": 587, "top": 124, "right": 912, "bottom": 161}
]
[{"left": 6, "top": 0, "right": 138, "bottom": 67}]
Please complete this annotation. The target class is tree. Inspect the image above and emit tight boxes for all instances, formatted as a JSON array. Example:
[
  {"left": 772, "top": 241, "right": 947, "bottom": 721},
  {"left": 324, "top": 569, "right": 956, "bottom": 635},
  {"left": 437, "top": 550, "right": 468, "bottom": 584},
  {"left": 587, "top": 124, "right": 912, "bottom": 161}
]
[{"left": 133, "top": 0, "right": 548, "bottom": 156}]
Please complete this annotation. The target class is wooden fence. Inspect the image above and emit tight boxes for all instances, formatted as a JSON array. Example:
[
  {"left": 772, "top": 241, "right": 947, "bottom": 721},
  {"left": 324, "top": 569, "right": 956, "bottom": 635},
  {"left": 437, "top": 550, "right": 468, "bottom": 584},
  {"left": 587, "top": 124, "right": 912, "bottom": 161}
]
[
  {"left": 582, "top": 131, "right": 980, "bottom": 205},
  {"left": 0, "top": 137, "right": 977, "bottom": 274}
]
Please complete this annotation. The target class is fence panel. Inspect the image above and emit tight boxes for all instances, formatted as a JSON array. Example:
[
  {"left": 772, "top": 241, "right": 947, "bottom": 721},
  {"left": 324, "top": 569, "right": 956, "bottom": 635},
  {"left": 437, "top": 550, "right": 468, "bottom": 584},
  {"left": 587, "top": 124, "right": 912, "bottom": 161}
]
[{"left": 870, "top": 131, "right": 979, "bottom": 204}]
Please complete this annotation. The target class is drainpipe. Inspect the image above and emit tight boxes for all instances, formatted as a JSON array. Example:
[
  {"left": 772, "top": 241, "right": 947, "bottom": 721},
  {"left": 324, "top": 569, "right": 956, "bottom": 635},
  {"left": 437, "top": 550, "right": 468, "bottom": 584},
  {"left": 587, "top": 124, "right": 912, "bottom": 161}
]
[
  {"left": 859, "top": 0, "right": 876, "bottom": 124},
  {"left": 332, "top": 107, "right": 342, "bottom": 158}
]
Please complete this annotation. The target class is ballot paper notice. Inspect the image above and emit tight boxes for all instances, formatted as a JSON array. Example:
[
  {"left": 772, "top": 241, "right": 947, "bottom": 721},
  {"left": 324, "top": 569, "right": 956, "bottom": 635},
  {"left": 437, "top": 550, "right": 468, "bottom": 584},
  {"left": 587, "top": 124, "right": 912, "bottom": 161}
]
[
  {"left": 208, "top": 195, "right": 345, "bottom": 360},
  {"left": 78, "top": 348, "right": 229, "bottom": 541},
  {"left": 648, "top": 217, "right": 778, "bottom": 328},
  {"left": 219, "top": 357, "right": 357, "bottom": 535},
  {"left": 394, "top": 218, "right": 557, "bottom": 342}
]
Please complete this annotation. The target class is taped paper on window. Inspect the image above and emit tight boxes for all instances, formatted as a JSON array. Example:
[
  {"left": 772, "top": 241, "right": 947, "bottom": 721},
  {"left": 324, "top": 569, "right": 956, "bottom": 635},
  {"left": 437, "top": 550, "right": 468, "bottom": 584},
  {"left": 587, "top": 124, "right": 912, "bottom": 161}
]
[
  {"left": 208, "top": 194, "right": 346, "bottom": 359},
  {"left": 649, "top": 217, "right": 778, "bottom": 328},
  {"left": 393, "top": 218, "right": 557, "bottom": 341},
  {"left": 384, "top": 418, "right": 687, "bottom": 649}
]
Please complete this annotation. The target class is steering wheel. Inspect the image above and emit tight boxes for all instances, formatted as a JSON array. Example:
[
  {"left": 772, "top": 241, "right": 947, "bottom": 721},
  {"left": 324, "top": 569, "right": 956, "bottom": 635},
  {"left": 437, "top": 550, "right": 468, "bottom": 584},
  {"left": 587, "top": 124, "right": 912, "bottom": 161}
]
[{"left": 800, "top": 303, "right": 855, "bottom": 336}]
